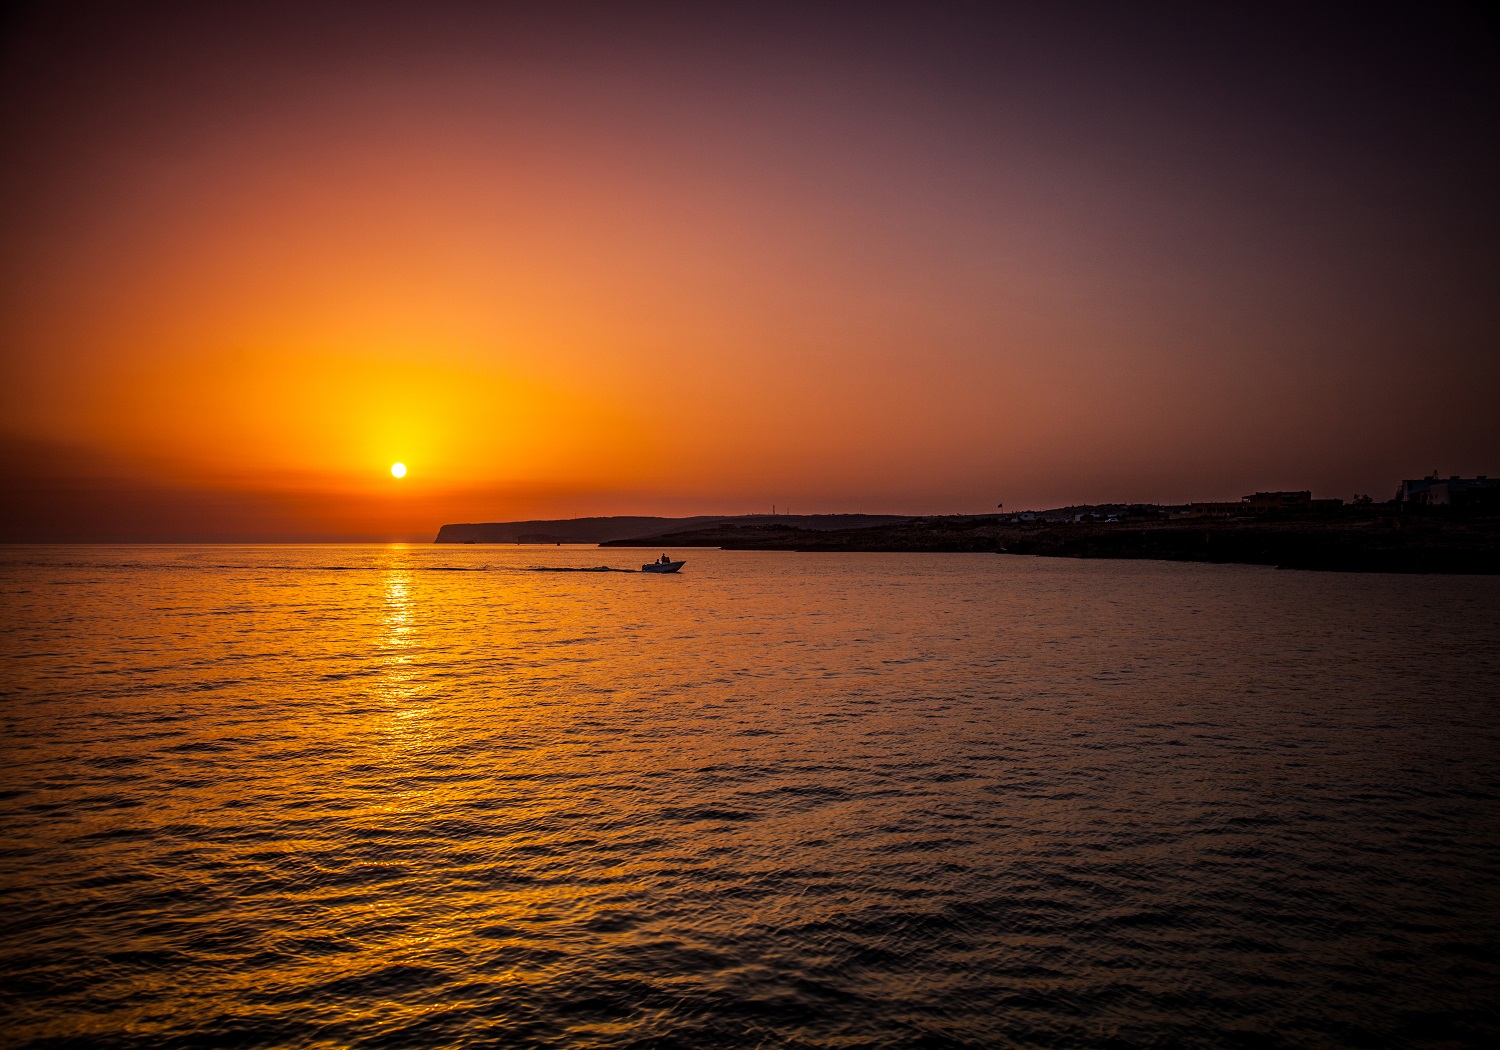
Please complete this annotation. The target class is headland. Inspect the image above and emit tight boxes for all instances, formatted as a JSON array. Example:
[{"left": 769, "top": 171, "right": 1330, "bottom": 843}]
[
  {"left": 434, "top": 514, "right": 909, "bottom": 545},
  {"left": 439, "top": 480, "right": 1500, "bottom": 574}
]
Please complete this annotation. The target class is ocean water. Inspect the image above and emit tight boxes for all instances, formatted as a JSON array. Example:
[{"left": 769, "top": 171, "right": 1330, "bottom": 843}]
[{"left": 1, "top": 545, "right": 1497, "bottom": 1049}]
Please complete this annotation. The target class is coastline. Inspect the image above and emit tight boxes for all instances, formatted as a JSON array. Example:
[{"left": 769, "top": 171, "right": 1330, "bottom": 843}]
[{"left": 596, "top": 512, "right": 1500, "bottom": 574}]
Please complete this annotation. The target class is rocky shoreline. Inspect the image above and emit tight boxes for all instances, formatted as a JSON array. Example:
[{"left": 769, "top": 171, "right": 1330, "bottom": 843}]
[{"left": 600, "top": 511, "right": 1500, "bottom": 574}]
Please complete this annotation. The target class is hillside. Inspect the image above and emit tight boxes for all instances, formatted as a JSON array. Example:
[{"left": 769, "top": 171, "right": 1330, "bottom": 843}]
[
  {"left": 599, "top": 510, "right": 1500, "bottom": 574},
  {"left": 434, "top": 514, "right": 911, "bottom": 545}
]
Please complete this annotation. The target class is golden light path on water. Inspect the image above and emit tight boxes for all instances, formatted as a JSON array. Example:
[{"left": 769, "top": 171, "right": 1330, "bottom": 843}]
[{"left": 1, "top": 545, "right": 1498, "bottom": 1047}]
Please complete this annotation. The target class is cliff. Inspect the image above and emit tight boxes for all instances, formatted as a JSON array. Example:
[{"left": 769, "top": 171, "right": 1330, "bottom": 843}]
[
  {"left": 599, "top": 510, "right": 1500, "bottom": 574},
  {"left": 434, "top": 513, "right": 911, "bottom": 545}
]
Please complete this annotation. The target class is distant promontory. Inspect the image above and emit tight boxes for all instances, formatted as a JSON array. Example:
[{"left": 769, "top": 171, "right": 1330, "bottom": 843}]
[
  {"left": 437, "top": 482, "right": 1500, "bottom": 574},
  {"left": 434, "top": 514, "right": 910, "bottom": 546}
]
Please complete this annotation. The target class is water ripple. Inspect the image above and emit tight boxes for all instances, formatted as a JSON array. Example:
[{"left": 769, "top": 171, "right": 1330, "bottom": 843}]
[{"left": 2, "top": 545, "right": 1498, "bottom": 1048}]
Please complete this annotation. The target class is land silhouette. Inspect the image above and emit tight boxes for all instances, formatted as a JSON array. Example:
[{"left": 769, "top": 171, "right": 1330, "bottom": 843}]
[
  {"left": 438, "top": 493, "right": 1500, "bottom": 574},
  {"left": 434, "top": 514, "right": 910, "bottom": 545}
]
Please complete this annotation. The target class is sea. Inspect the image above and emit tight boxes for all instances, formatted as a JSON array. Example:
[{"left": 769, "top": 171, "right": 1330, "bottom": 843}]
[{"left": 1, "top": 545, "right": 1497, "bottom": 1049}]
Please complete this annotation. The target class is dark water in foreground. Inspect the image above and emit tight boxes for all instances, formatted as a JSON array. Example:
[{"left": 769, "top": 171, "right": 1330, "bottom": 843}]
[{"left": 2, "top": 546, "right": 1498, "bottom": 1049}]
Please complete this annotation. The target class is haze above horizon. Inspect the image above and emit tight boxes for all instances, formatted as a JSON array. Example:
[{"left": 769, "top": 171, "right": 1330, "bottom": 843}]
[{"left": 3, "top": 3, "right": 1496, "bottom": 541}]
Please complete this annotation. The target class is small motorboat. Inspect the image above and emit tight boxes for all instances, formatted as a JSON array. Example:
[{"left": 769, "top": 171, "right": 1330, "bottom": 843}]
[{"left": 641, "top": 556, "right": 685, "bottom": 573}]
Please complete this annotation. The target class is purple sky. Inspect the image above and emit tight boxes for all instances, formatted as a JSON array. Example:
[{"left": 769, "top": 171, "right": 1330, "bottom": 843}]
[{"left": 2, "top": 3, "right": 1496, "bottom": 539}]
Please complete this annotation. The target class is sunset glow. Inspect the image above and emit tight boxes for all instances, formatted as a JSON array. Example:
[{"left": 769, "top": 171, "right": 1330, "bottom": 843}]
[
  {"left": 3, "top": 8, "right": 1497, "bottom": 1049},
  {"left": 2, "top": 5, "right": 1494, "bottom": 541}
]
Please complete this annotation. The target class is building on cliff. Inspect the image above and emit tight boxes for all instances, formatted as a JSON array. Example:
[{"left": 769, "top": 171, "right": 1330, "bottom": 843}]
[
  {"left": 1397, "top": 475, "right": 1499, "bottom": 507},
  {"left": 1189, "top": 491, "right": 1343, "bottom": 518}
]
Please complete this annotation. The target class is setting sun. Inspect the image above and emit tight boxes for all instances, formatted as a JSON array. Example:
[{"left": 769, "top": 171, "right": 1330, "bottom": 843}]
[{"left": 2, "top": 8, "right": 1495, "bottom": 1050}]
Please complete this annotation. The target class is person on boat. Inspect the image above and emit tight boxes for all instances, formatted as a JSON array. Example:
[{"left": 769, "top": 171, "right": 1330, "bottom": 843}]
[{"left": 660, "top": 554, "right": 669, "bottom": 564}]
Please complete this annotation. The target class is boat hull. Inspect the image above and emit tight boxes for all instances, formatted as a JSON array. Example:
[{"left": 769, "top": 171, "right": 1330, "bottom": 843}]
[{"left": 640, "top": 560, "right": 685, "bottom": 573}]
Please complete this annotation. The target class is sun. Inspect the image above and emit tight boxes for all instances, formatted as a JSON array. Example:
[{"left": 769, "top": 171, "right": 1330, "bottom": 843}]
[{"left": 390, "top": 462, "right": 407, "bottom": 479}]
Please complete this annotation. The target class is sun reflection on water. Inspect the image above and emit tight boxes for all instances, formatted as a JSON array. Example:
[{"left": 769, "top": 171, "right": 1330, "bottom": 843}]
[
  {"left": 3, "top": 547, "right": 1497, "bottom": 1048},
  {"left": 379, "top": 549, "right": 426, "bottom": 726}
]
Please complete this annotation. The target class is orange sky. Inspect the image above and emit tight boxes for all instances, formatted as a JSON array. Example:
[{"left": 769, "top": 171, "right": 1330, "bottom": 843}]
[{"left": 3, "top": 4, "right": 1496, "bottom": 540}]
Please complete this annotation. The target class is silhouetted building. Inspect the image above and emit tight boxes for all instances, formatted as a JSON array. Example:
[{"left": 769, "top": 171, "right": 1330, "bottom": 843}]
[
  {"left": 1245, "top": 490, "right": 1312, "bottom": 511},
  {"left": 1190, "top": 491, "right": 1342, "bottom": 517},
  {"left": 1397, "top": 475, "right": 1499, "bottom": 507},
  {"left": 1188, "top": 501, "right": 1245, "bottom": 517}
]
